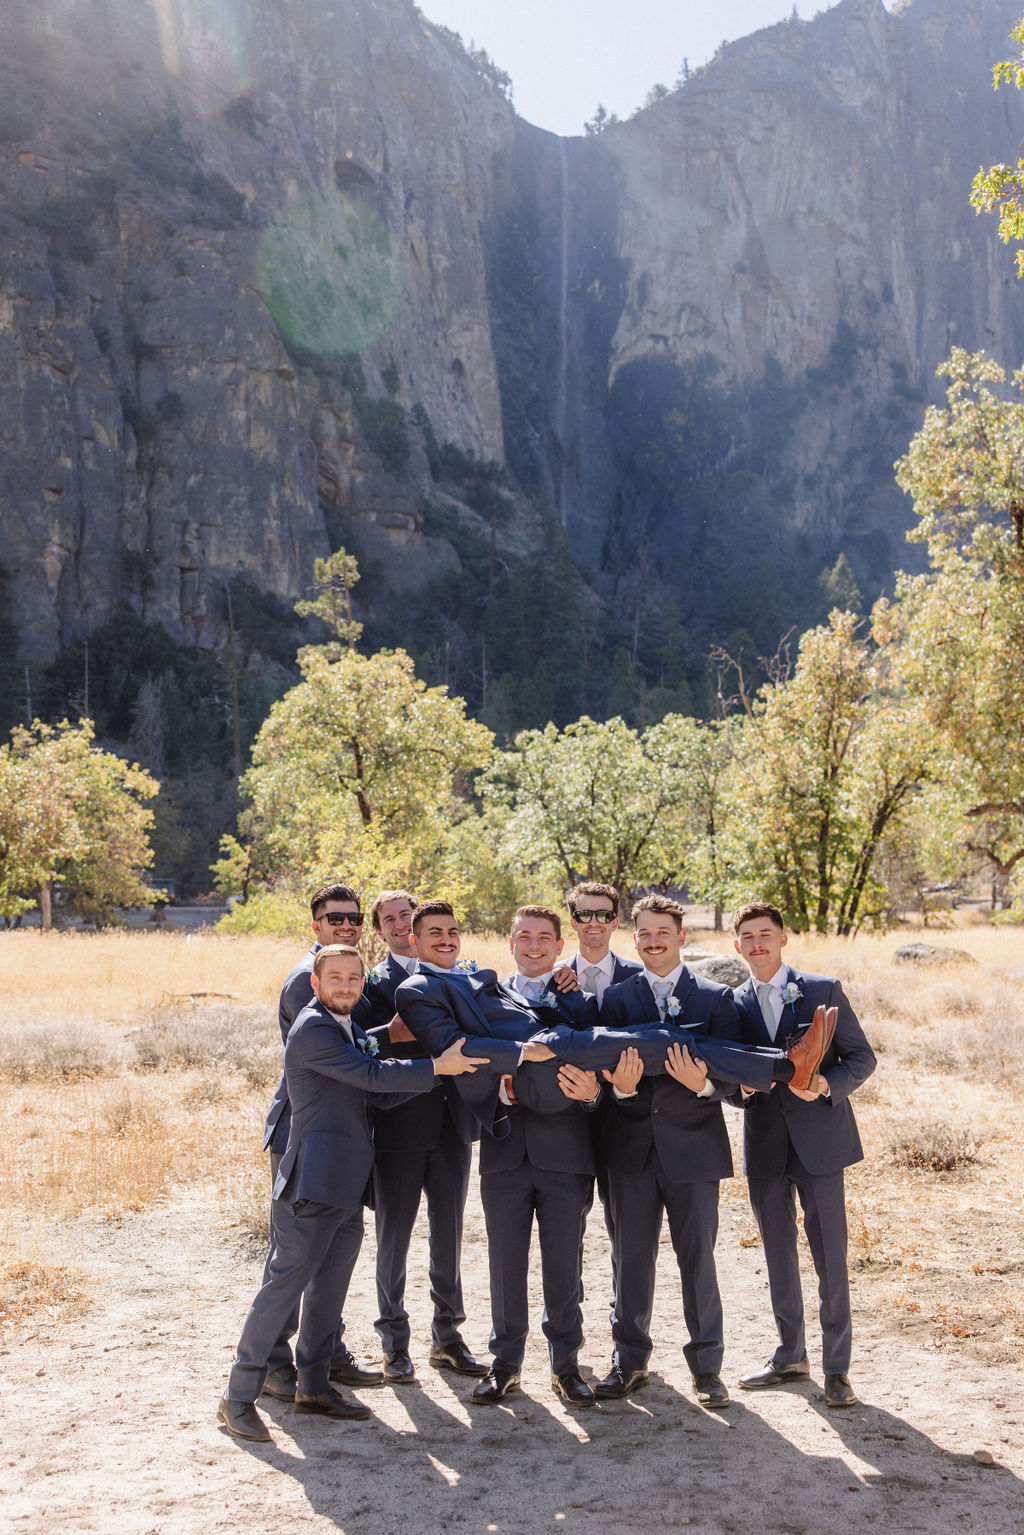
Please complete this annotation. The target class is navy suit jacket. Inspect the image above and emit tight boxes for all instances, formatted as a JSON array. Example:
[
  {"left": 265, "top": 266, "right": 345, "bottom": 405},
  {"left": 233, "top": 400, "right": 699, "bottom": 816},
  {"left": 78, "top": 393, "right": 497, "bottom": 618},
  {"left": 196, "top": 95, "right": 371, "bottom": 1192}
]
[
  {"left": 274, "top": 1000, "right": 437, "bottom": 1207},
  {"left": 359, "top": 951, "right": 412, "bottom": 1029},
  {"left": 733, "top": 967, "right": 875, "bottom": 1177},
  {"left": 597, "top": 967, "right": 744, "bottom": 1183},
  {"left": 264, "top": 944, "right": 320, "bottom": 1155}
]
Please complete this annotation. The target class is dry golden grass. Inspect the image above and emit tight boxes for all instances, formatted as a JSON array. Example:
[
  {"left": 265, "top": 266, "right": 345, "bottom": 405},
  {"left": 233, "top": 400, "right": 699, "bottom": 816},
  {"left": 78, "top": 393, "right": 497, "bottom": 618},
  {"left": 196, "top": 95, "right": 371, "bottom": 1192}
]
[
  {"left": 0, "top": 928, "right": 298, "bottom": 1023},
  {"left": 0, "top": 922, "right": 1021, "bottom": 1348}
]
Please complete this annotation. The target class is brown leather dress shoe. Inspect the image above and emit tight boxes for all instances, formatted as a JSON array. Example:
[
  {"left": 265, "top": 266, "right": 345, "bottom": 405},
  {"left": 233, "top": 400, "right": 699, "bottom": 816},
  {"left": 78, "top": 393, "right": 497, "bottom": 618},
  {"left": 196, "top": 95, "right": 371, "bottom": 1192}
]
[
  {"left": 786, "top": 1005, "right": 837, "bottom": 1091},
  {"left": 218, "top": 1396, "right": 271, "bottom": 1441},
  {"left": 824, "top": 1373, "right": 858, "bottom": 1408},
  {"left": 740, "top": 1359, "right": 811, "bottom": 1389},
  {"left": 429, "top": 1341, "right": 489, "bottom": 1376},
  {"left": 594, "top": 1364, "right": 649, "bottom": 1399},
  {"left": 470, "top": 1366, "right": 521, "bottom": 1405},
  {"left": 294, "top": 1387, "right": 372, "bottom": 1420}
]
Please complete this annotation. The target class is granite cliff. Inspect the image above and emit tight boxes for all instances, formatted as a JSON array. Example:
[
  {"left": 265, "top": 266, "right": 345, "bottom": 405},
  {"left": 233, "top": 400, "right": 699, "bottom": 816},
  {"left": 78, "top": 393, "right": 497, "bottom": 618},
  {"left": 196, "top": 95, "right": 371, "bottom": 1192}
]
[{"left": 1, "top": 0, "right": 1023, "bottom": 748}]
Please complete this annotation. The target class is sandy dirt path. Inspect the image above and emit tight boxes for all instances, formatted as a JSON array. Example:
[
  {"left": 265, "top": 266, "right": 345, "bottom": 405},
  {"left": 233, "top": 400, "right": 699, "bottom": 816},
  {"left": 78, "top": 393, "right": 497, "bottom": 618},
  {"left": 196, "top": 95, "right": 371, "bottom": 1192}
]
[{"left": 2, "top": 1152, "right": 1022, "bottom": 1535}]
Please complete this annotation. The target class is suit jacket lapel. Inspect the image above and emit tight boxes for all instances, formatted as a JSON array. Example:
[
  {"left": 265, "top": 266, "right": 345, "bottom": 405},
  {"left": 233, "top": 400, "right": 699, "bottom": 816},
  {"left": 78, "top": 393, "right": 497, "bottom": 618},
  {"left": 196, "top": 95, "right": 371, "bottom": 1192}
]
[{"left": 736, "top": 976, "right": 774, "bottom": 1047}]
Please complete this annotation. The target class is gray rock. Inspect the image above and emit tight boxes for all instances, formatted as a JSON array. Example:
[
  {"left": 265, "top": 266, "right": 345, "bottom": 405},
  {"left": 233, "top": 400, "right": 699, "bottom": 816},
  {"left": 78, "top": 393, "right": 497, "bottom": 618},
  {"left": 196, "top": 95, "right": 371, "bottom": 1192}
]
[
  {"left": 689, "top": 954, "right": 751, "bottom": 989},
  {"left": 892, "top": 943, "right": 977, "bottom": 966}
]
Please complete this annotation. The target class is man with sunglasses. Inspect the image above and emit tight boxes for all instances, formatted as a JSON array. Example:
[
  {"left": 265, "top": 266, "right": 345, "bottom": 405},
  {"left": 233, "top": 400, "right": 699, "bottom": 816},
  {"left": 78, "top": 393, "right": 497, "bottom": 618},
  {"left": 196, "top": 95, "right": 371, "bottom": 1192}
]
[
  {"left": 262, "top": 884, "right": 383, "bottom": 1397},
  {"left": 566, "top": 882, "right": 641, "bottom": 1002}
]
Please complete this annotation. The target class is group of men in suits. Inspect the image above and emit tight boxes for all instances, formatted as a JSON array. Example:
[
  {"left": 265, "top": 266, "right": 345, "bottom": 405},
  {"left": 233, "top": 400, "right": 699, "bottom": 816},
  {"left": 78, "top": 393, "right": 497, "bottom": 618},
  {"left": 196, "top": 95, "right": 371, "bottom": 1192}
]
[{"left": 218, "top": 881, "right": 875, "bottom": 1443}]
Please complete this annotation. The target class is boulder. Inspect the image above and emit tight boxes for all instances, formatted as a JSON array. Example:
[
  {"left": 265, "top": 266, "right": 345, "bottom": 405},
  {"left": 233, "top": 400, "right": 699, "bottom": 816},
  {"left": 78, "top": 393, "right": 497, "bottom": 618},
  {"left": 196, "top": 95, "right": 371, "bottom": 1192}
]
[
  {"left": 892, "top": 943, "right": 976, "bottom": 966},
  {"left": 689, "top": 954, "right": 751, "bottom": 989}
]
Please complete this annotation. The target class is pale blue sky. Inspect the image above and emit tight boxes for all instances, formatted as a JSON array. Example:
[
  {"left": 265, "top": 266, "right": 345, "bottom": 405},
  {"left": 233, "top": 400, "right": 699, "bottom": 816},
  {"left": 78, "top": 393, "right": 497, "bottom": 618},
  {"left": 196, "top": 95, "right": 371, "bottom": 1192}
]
[{"left": 419, "top": 1, "right": 854, "bottom": 136}]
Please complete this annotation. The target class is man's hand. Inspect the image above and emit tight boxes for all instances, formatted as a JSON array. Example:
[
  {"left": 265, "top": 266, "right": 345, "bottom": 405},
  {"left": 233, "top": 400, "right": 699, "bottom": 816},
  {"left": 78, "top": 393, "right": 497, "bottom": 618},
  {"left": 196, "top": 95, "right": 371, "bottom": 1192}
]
[
  {"left": 433, "top": 1037, "right": 489, "bottom": 1075},
  {"left": 665, "top": 1042, "right": 709, "bottom": 1093},
  {"left": 788, "top": 1073, "right": 824, "bottom": 1102},
  {"left": 602, "top": 1046, "right": 643, "bottom": 1095},
  {"left": 557, "top": 1063, "right": 600, "bottom": 1104},
  {"left": 387, "top": 1013, "right": 416, "bottom": 1044},
  {"left": 522, "top": 1040, "right": 556, "bottom": 1062},
  {"left": 552, "top": 965, "right": 581, "bottom": 994}
]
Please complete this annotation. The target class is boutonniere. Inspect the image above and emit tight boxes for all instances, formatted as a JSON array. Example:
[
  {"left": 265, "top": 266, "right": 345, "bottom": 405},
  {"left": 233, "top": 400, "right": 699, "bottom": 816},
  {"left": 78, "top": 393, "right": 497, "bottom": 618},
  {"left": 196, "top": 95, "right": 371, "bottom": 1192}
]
[
  {"left": 538, "top": 990, "right": 558, "bottom": 1009},
  {"left": 356, "top": 1034, "right": 379, "bottom": 1058},
  {"left": 457, "top": 958, "right": 479, "bottom": 974},
  {"left": 780, "top": 982, "right": 803, "bottom": 1013},
  {"left": 665, "top": 996, "right": 681, "bottom": 1018},
  {"left": 369, "top": 963, "right": 387, "bottom": 984}
]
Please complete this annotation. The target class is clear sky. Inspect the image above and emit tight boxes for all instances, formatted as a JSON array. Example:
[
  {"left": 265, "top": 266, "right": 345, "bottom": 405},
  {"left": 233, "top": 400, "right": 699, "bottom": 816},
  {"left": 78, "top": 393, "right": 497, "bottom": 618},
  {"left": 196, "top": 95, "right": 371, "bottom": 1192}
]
[{"left": 418, "top": 1, "right": 846, "bottom": 137}]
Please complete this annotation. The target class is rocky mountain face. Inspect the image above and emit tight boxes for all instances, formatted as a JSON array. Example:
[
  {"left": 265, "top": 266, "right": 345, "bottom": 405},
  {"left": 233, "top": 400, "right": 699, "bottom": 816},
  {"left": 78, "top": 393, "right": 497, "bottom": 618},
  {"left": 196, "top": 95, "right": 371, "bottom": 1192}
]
[{"left": 2, "top": 0, "right": 1023, "bottom": 723}]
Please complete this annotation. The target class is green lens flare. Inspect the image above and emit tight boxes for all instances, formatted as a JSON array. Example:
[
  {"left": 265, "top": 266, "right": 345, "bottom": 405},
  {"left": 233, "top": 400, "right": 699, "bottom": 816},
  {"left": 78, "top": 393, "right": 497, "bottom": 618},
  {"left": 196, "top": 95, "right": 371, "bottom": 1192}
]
[{"left": 257, "top": 190, "right": 401, "bottom": 356}]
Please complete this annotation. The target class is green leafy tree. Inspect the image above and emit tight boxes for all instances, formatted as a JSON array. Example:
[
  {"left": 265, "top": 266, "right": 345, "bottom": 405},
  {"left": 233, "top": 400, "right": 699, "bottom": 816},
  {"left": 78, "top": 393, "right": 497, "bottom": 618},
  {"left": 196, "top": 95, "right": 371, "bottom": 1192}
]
[
  {"left": 480, "top": 716, "right": 677, "bottom": 896},
  {"left": 219, "top": 645, "right": 493, "bottom": 910},
  {"left": 721, "top": 613, "right": 934, "bottom": 934},
  {"left": 646, "top": 714, "right": 743, "bottom": 929},
  {"left": 888, "top": 348, "right": 1024, "bottom": 903},
  {"left": 0, "top": 719, "right": 157, "bottom": 926},
  {"left": 971, "top": 18, "right": 1024, "bottom": 275}
]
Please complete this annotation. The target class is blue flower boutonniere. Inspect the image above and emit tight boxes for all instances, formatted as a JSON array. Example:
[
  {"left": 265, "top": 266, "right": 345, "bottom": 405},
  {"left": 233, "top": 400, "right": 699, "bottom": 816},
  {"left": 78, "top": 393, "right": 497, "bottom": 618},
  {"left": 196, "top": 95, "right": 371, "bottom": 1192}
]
[
  {"left": 369, "top": 963, "right": 387, "bottom": 985},
  {"left": 665, "top": 996, "right": 681, "bottom": 1018},
  {"left": 780, "top": 981, "right": 803, "bottom": 1014},
  {"left": 457, "top": 958, "right": 479, "bottom": 974},
  {"left": 538, "top": 990, "right": 558, "bottom": 1009},
  {"left": 356, "top": 1034, "right": 380, "bottom": 1058}
]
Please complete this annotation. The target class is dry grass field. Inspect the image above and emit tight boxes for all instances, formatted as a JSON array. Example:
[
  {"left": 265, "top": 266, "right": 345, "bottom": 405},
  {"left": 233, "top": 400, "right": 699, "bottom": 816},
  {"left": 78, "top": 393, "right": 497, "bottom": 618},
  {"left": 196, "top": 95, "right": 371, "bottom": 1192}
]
[{"left": 1, "top": 921, "right": 1022, "bottom": 1533}]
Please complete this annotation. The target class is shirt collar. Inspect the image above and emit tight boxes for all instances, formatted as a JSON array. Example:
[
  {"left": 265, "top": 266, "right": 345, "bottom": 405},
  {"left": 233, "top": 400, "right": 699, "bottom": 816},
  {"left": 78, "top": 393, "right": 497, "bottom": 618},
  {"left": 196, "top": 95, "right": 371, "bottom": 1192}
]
[
  {"left": 643, "top": 960, "right": 685, "bottom": 991},
  {"left": 388, "top": 951, "right": 417, "bottom": 974},
  {"left": 515, "top": 970, "right": 554, "bottom": 992},
  {"left": 762, "top": 964, "right": 789, "bottom": 990},
  {"left": 573, "top": 951, "right": 614, "bottom": 979}
]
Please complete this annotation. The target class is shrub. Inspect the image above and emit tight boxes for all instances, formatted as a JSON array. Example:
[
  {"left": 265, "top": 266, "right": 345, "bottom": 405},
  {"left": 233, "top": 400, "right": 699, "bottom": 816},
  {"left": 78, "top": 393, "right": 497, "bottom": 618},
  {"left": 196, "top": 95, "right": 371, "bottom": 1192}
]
[
  {"left": 0, "top": 1023, "right": 119, "bottom": 1082},
  {"left": 888, "top": 1121, "right": 982, "bottom": 1173}
]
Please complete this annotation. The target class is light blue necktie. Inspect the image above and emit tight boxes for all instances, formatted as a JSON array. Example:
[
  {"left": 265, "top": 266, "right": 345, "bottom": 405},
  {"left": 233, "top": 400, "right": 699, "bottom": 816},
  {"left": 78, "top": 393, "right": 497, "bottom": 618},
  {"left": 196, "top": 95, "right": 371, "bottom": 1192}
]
[{"left": 652, "top": 978, "right": 674, "bottom": 1020}]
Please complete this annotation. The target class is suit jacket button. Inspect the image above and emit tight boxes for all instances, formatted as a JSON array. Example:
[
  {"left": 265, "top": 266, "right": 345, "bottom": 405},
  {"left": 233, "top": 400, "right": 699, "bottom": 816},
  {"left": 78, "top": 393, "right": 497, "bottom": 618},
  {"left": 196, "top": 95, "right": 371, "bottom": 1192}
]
[{"left": 652, "top": 1107, "right": 660, "bottom": 1114}]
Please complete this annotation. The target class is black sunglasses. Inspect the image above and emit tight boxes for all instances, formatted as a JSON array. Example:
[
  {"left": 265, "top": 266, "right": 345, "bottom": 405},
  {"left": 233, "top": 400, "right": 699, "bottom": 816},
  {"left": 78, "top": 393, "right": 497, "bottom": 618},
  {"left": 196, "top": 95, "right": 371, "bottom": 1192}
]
[
  {"left": 322, "top": 910, "right": 364, "bottom": 927},
  {"left": 573, "top": 909, "right": 615, "bottom": 925}
]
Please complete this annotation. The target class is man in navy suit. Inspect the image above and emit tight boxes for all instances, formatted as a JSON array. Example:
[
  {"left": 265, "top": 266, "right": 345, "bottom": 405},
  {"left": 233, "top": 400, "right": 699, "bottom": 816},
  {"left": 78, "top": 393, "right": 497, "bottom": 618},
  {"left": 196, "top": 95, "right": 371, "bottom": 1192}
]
[
  {"left": 260, "top": 883, "right": 380, "bottom": 1399},
  {"left": 364, "top": 889, "right": 487, "bottom": 1384},
  {"left": 396, "top": 901, "right": 600, "bottom": 1407},
  {"left": 565, "top": 881, "right": 641, "bottom": 1002},
  {"left": 731, "top": 902, "right": 876, "bottom": 1408},
  {"left": 592, "top": 894, "right": 743, "bottom": 1410},
  {"left": 217, "top": 945, "right": 485, "bottom": 1443}
]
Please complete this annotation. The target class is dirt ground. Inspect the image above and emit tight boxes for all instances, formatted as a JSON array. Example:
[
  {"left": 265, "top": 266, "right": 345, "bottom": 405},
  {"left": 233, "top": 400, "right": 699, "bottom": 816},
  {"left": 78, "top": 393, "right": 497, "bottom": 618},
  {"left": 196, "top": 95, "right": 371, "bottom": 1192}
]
[{"left": 3, "top": 1104, "right": 1023, "bottom": 1535}]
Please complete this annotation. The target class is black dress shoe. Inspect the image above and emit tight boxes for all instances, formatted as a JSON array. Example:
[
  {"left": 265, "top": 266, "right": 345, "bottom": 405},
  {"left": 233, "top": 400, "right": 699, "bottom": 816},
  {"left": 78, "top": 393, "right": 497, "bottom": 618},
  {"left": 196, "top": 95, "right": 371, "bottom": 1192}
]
[
  {"left": 330, "top": 1346, "right": 384, "bottom": 1387},
  {"left": 552, "top": 1371, "right": 595, "bottom": 1407},
  {"left": 693, "top": 1373, "right": 730, "bottom": 1408},
  {"left": 383, "top": 1349, "right": 416, "bottom": 1384},
  {"left": 429, "top": 1341, "right": 489, "bottom": 1377},
  {"left": 294, "top": 1387, "right": 372, "bottom": 1420},
  {"left": 470, "top": 1366, "right": 521, "bottom": 1405},
  {"left": 217, "top": 1396, "right": 271, "bottom": 1441},
  {"left": 824, "top": 1373, "right": 858, "bottom": 1408},
  {"left": 261, "top": 1364, "right": 297, "bottom": 1402},
  {"left": 739, "top": 1358, "right": 811, "bottom": 1390},
  {"left": 594, "top": 1364, "right": 649, "bottom": 1399}
]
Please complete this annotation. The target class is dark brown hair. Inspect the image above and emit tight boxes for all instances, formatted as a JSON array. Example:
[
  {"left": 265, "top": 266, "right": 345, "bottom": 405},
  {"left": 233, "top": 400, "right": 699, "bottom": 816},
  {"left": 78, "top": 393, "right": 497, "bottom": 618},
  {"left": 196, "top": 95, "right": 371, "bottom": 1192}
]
[
  {"left": 732, "top": 901, "right": 785, "bottom": 933},
  {"left": 630, "top": 893, "right": 685, "bottom": 930},
  {"left": 511, "top": 904, "right": 562, "bottom": 940},
  {"left": 310, "top": 883, "right": 360, "bottom": 920}
]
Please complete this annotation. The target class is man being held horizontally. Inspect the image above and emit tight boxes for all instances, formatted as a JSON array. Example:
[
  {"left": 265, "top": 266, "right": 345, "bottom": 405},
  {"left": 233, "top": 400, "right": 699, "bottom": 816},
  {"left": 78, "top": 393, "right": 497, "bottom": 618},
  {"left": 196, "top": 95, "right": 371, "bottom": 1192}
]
[
  {"left": 731, "top": 902, "right": 876, "bottom": 1408},
  {"left": 261, "top": 883, "right": 380, "bottom": 1399},
  {"left": 364, "top": 889, "right": 487, "bottom": 1384},
  {"left": 218, "top": 945, "right": 485, "bottom": 1443}
]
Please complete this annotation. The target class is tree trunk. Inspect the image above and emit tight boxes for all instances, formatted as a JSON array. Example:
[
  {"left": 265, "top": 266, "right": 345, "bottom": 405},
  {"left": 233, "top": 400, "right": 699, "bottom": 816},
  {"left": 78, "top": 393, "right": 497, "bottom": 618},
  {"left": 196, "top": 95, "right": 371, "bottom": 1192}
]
[{"left": 39, "top": 880, "right": 52, "bottom": 932}]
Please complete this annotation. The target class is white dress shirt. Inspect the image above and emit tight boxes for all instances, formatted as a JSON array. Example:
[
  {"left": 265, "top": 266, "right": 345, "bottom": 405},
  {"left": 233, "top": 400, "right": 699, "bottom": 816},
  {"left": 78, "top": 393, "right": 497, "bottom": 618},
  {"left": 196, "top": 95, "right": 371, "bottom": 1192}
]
[{"left": 572, "top": 950, "right": 616, "bottom": 1003}]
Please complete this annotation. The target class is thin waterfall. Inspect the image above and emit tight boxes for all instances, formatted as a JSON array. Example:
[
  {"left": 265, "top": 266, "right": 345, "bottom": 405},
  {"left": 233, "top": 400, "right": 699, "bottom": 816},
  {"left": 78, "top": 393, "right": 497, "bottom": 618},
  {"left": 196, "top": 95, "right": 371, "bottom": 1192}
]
[{"left": 555, "top": 135, "right": 570, "bottom": 525}]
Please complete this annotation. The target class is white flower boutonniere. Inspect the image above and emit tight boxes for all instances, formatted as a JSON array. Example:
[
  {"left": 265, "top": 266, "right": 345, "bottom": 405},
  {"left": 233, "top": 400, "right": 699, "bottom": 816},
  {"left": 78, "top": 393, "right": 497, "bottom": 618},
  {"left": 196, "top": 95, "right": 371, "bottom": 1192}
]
[
  {"left": 538, "top": 990, "right": 558, "bottom": 1009},
  {"left": 780, "top": 982, "right": 803, "bottom": 1014},
  {"left": 457, "top": 958, "right": 479, "bottom": 974},
  {"left": 357, "top": 1034, "right": 380, "bottom": 1058},
  {"left": 369, "top": 963, "right": 387, "bottom": 985},
  {"left": 665, "top": 996, "right": 681, "bottom": 1018}
]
